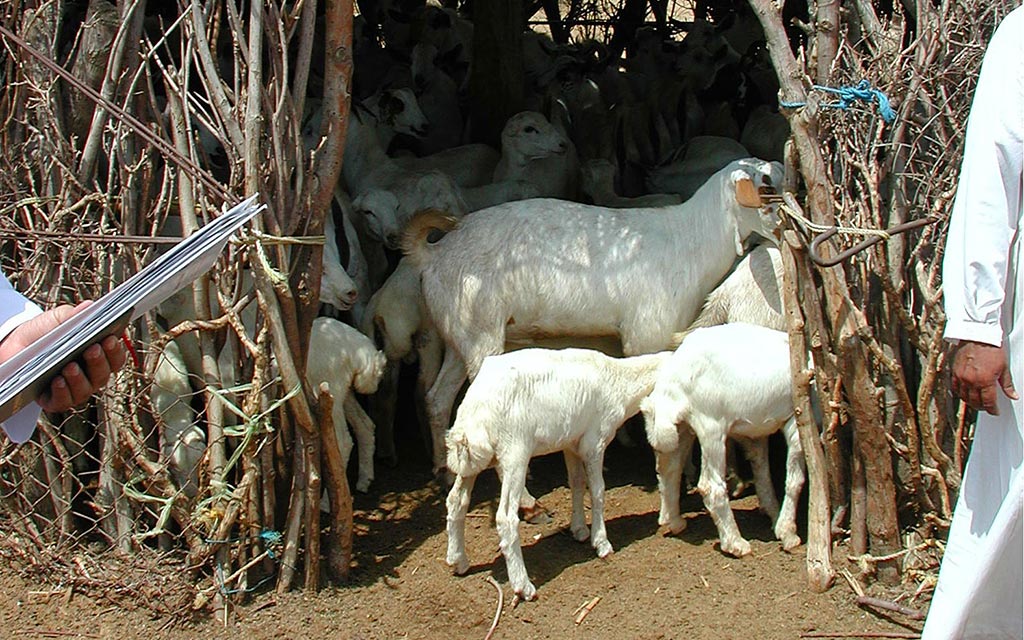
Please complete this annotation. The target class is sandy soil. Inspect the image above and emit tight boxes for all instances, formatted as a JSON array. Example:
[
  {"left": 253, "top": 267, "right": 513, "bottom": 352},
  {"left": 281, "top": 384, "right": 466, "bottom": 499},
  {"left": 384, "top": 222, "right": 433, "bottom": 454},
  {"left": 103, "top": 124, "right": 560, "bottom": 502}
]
[{"left": 1, "top": 421, "right": 930, "bottom": 640}]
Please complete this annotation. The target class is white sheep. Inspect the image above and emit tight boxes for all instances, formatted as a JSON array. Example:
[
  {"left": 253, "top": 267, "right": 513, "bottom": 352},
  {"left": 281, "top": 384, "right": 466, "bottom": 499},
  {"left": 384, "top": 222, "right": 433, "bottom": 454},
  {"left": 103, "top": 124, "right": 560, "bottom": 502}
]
[
  {"left": 580, "top": 158, "right": 683, "bottom": 208},
  {"left": 685, "top": 243, "right": 785, "bottom": 334},
  {"left": 492, "top": 110, "right": 575, "bottom": 199},
  {"left": 403, "top": 157, "right": 783, "bottom": 475},
  {"left": 645, "top": 136, "right": 751, "bottom": 202},
  {"left": 305, "top": 316, "right": 387, "bottom": 493},
  {"left": 150, "top": 338, "right": 204, "bottom": 498},
  {"left": 640, "top": 322, "right": 806, "bottom": 558},
  {"left": 445, "top": 348, "right": 671, "bottom": 601},
  {"left": 340, "top": 87, "right": 430, "bottom": 195},
  {"left": 353, "top": 170, "right": 468, "bottom": 250}
]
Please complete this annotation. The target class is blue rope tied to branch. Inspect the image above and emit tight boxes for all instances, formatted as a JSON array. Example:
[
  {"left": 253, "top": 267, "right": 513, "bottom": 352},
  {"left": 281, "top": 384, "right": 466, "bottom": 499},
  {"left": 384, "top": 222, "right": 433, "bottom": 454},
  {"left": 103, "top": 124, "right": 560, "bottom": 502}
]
[{"left": 780, "top": 80, "right": 896, "bottom": 123}]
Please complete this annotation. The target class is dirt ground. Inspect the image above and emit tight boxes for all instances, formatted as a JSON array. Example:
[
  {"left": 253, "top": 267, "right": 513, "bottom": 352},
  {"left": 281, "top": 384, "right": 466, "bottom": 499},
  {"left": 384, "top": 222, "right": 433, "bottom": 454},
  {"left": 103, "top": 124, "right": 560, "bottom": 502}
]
[{"left": 1, "top": 420, "right": 931, "bottom": 640}]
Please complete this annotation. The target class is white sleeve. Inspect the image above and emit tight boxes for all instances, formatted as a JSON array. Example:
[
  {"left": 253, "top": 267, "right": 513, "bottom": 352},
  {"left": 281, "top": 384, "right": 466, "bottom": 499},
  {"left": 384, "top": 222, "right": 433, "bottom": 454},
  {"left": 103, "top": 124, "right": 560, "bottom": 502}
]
[
  {"left": 942, "top": 6, "right": 1024, "bottom": 347},
  {"left": 0, "top": 271, "right": 44, "bottom": 443},
  {"left": 0, "top": 272, "right": 43, "bottom": 344}
]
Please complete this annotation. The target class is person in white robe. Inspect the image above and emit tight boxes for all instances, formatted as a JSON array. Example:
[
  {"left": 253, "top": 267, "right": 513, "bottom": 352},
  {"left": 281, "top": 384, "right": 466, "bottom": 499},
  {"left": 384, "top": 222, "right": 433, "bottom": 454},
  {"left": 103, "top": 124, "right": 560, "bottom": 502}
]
[
  {"left": 0, "top": 270, "right": 126, "bottom": 443},
  {"left": 925, "top": 5, "right": 1023, "bottom": 639}
]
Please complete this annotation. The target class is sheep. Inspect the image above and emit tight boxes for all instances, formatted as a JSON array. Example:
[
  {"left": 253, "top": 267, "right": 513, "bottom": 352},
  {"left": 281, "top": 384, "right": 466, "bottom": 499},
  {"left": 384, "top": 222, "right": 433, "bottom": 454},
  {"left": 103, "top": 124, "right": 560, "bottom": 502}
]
[
  {"left": 445, "top": 348, "right": 671, "bottom": 601},
  {"left": 355, "top": 175, "right": 541, "bottom": 250},
  {"left": 403, "top": 42, "right": 464, "bottom": 155},
  {"left": 392, "top": 143, "right": 502, "bottom": 190},
  {"left": 339, "top": 87, "right": 430, "bottom": 195},
  {"left": 645, "top": 136, "right": 751, "bottom": 202},
  {"left": 640, "top": 322, "right": 806, "bottom": 558},
  {"left": 460, "top": 179, "right": 542, "bottom": 213},
  {"left": 492, "top": 110, "right": 576, "bottom": 199},
  {"left": 305, "top": 316, "right": 387, "bottom": 493},
  {"left": 740, "top": 105, "right": 790, "bottom": 164},
  {"left": 353, "top": 170, "right": 468, "bottom": 250},
  {"left": 403, "top": 157, "right": 783, "bottom": 476},
  {"left": 323, "top": 192, "right": 365, "bottom": 320},
  {"left": 150, "top": 338, "right": 204, "bottom": 498},
  {"left": 685, "top": 243, "right": 785, "bottom": 334},
  {"left": 579, "top": 158, "right": 683, "bottom": 208}
]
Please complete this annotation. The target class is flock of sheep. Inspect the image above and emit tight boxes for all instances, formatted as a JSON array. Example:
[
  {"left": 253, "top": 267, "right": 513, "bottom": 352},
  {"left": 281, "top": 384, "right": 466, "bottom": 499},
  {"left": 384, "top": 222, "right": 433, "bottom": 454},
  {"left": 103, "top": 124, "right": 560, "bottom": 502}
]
[{"left": 153, "top": 1, "right": 811, "bottom": 601}]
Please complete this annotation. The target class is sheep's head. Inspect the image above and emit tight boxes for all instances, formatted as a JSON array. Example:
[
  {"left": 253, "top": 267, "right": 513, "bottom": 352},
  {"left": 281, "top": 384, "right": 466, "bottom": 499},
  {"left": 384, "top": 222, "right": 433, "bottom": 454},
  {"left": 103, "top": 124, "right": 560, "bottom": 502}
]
[
  {"left": 353, "top": 349, "right": 388, "bottom": 395},
  {"left": 727, "top": 158, "right": 784, "bottom": 252},
  {"left": 640, "top": 394, "right": 682, "bottom": 453},
  {"left": 354, "top": 190, "right": 402, "bottom": 249},
  {"left": 502, "top": 111, "right": 568, "bottom": 160},
  {"left": 378, "top": 87, "right": 429, "bottom": 138}
]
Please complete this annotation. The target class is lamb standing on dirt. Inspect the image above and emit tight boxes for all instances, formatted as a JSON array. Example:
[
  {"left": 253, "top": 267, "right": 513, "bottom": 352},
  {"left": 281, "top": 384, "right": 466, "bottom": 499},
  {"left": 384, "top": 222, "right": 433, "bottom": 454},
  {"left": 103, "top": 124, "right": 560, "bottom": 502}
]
[
  {"left": 403, "top": 157, "right": 783, "bottom": 476},
  {"left": 640, "top": 322, "right": 805, "bottom": 557},
  {"left": 305, "top": 317, "right": 387, "bottom": 493},
  {"left": 445, "top": 347, "right": 671, "bottom": 601}
]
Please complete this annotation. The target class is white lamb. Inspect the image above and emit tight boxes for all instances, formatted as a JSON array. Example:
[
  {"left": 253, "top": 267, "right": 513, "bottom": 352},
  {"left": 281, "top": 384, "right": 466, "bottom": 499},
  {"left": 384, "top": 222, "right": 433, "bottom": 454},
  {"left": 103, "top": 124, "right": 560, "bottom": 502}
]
[
  {"left": 685, "top": 243, "right": 785, "bottom": 334},
  {"left": 305, "top": 316, "right": 387, "bottom": 493},
  {"left": 445, "top": 348, "right": 671, "bottom": 601},
  {"left": 640, "top": 322, "right": 806, "bottom": 558},
  {"left": 403, "top": 157, "right": 783, "bottom": 475},
  {"left": 151, "top": 338, "right": 203, "bottom": 498},
  {"left": 492, "top": 110, "right": 575, "bottom": 199}
]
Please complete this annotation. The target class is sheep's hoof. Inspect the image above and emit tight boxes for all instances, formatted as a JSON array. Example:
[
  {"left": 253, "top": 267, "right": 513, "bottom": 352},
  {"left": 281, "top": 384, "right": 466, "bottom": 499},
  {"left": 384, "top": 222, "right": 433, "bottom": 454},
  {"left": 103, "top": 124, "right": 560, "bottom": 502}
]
[
  {"left": 780, "top": 532, "right": 802, "bottom": 552},
  {"left": 661, "top": 516, "right": 687, "bottom": 536},
  {"left": 513, "top": 581, "right": 538, "bottom": 602},
  {"left": 355, "top": 477, "right": 372, "bottom": 493},
  {"left": 521, "top": 502, "right": 553, "bottom": 525},
  {"left": 720, "top": 538, "right": 752, "bottom": 558},
  {"left": 447, "top": 553, "right": 470, "bottom": 575},
  {"left": 570, "top": 523, "right": 590, "bottom": 542},
  {"left": 595, "top": 540, "right": 614, "bottom": 558}
]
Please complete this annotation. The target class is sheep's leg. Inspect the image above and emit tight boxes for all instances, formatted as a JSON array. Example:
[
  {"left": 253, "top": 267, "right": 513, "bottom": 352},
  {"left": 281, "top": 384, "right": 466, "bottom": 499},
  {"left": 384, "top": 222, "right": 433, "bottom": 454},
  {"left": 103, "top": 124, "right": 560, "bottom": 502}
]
[
  {"left": 344, "top": 393, "right": 377, "bottom": 493},
  {"left": 775, "top": 417, "right": 805, "bottom": 551},
  {"left": 694, "top": 423, "right": 751, "bottom": 557},
  {"left": 725, "top": 439, "right": 753, "bottom": 498},
  {"left": 368, "top": 359, "right": 400, "bottom": 466},
  {"left": 495, "top": 455, "right": 536, "bottom": 601},
  {"left": 445, "top": 472, "right": 478, "bottom": 575},
  {"left": 656, "top": 427, "right": 695, "bottom": 534},
  {"left": 415, "top": 328, "right": 444, "bottom": 452},
  {"left": 580, "top": 440, "right": 613, "bottom": 558},
  {"left": 321, "top": 403, "right": 354, "bottom": 512},
  {"left": 425, "top": 351, "right": 467, "bottom": 478},
  {"left": 737, "top": 436, "right": 780, "bottom": 521},
  {"left": 496, "top": 465, "right": 548, "bottom": 525},
  {"left": 564, "top": 449, "right": 589, "bottom": 542}
]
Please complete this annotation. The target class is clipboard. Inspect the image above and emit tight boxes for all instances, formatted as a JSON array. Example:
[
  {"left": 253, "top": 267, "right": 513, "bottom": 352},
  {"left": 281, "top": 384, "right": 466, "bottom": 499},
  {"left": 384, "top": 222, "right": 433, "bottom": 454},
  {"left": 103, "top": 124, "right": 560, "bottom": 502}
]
[{"left": 0, "top": 196, "right": 264, "bottom": 425}]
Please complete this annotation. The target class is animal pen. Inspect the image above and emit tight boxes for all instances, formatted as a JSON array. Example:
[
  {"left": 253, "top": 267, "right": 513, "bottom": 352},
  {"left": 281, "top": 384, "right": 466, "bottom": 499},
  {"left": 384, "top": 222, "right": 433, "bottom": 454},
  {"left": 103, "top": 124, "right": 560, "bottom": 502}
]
[{"left": 0, "top": 0, "right": 1014, "bottom": 623}]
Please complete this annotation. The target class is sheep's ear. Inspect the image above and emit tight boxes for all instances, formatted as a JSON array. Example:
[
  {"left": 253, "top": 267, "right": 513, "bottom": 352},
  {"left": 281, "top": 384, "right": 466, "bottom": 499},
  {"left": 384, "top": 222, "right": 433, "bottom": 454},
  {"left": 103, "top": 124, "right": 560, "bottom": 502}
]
[{"left": 735, "top": 177, "right": 762, "bottom": 208}]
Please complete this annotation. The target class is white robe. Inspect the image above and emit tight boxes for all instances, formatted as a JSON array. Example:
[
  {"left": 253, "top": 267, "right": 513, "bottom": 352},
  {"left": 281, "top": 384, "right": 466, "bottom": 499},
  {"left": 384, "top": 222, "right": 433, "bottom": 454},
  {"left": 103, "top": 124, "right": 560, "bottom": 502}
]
[
  {"left": 0, "top": 271, "right": 43, "bottom": 443},
  {"left": 926, "top": 6, "right": 1024, "bottom": 639}
]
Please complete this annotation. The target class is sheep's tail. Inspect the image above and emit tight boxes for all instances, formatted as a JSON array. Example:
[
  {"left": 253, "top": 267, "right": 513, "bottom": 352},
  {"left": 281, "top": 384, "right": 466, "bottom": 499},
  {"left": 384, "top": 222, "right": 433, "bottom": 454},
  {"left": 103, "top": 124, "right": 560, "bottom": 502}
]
[
  {"left": 401, "top": 209, "right": 460, "bottom": 270},
  {"left": 445, "top": 423, "right": 494, "bottom": 477}
]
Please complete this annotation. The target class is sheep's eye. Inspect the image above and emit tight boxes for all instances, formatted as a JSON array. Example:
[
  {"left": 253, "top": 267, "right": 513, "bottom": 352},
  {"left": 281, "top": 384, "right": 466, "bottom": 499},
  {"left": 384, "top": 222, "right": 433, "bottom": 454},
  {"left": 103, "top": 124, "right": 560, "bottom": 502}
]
[{"left": 524, "top": 126, "right": 538, "bottom": 133}]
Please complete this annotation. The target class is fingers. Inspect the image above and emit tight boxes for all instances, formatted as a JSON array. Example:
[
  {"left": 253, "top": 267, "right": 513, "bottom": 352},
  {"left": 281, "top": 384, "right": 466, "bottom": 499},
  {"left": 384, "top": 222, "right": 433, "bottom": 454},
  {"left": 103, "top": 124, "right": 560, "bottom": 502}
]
[
  {"left": 37, "top": 336, "right": 127, "bottom": 414},
  {"left": 100, "top": 334, "right": 128, "bottom": 374},
  {"left": 999, "top": 369, "right": 1019, "bottom": 401}
]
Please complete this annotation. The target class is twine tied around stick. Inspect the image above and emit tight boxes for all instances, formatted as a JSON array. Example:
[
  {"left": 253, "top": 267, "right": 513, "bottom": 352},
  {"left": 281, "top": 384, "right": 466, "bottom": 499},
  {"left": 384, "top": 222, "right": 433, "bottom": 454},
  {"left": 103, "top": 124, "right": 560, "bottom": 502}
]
[{"left": 780, "top": 80, "right": 896, "bottom": 123}]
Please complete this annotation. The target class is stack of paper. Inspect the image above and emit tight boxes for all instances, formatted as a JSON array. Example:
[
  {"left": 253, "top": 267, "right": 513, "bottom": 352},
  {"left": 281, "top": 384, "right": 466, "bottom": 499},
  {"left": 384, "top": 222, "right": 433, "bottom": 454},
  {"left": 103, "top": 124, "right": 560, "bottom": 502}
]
[{"left": 0, "top": 196, "right": 264, "bottom": 423}]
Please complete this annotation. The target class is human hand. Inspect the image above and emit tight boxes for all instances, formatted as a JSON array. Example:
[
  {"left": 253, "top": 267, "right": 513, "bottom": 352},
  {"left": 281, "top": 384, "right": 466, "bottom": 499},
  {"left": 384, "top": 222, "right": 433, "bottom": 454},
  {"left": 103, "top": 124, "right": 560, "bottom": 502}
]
[
  {"left": 951, "top": 340, "right": 1018, "bottom": 416},
  {"left": 0, "top": 301, "right": 128, "bottom": 413}
]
